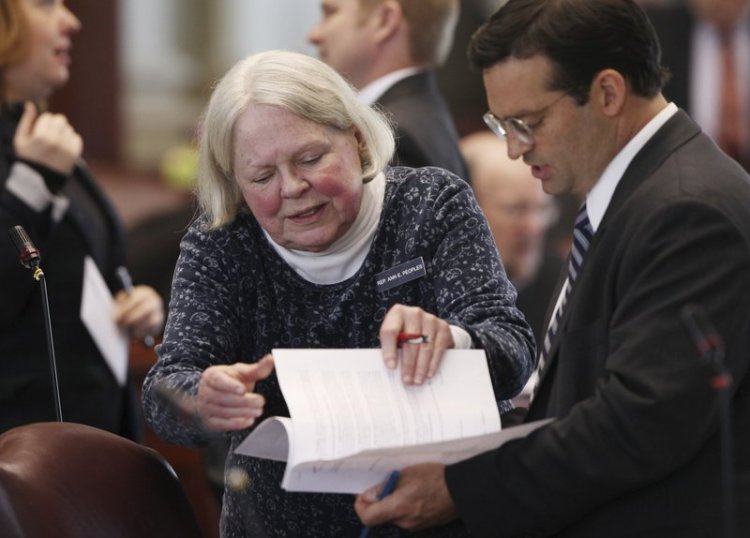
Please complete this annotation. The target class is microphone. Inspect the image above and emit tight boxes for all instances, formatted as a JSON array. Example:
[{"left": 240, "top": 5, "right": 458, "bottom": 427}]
[
  {"left": 8, "top": 224, "right": 42, "bottom": 271},
  {"left": 680, "top": 303, "right": 731, "bottom": 390},
  {"left": 680, "top": 303, "right": 735, "bottom": 538},
  {"left": 6, "top": 225, "right": 63, "bottom": 422}
]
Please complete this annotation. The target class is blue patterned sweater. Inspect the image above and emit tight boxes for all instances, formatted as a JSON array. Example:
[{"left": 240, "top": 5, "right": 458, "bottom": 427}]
[{"left": 142, "top": 166, "right": 535, "bottom": 537}]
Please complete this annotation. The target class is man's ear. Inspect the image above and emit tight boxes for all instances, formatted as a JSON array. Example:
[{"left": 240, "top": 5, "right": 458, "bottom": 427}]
[
  {"left": 591, "top": 69, "right": 627, "bottom": 117},
  {"left": 370, "top": 0, "right": 404, "bottom": 44}
]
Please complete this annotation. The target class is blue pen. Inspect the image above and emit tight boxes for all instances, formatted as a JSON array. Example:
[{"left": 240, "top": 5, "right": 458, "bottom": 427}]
[{"left": 358, "top": 470, "right": 400, "bottom": 538}]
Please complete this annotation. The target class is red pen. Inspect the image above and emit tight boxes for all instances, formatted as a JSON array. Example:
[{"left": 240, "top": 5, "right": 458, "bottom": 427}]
[{"left": 397, "top": 333, "right": 429, "bottom": 346}]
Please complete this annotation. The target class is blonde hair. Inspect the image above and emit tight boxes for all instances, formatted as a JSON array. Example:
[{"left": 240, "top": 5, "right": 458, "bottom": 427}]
[
  {"left": 197, "top": 50, "right": 395, "bottom": 229},
  {"left": 360, "top": 0, "right": 459, "bottom": 66}
]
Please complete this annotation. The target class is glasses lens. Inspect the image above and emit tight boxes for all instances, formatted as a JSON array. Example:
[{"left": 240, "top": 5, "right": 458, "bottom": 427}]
[
  {"left": 483, "top": 112, "right": 507, "bottom": 140},
  {"left": 506, "top": 118, "right": 534, "bottom": 146}
]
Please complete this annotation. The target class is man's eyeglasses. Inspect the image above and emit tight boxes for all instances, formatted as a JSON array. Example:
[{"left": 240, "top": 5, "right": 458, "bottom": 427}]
[{"left": 483, "top": 93, "right": 566, "bottom": 147}]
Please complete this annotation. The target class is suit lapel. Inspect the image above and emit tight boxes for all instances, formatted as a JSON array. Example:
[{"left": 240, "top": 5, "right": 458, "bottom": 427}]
[
  {"left": 65, "top": 163, "right": 127, "bottom": 284},
  {"left": 530, "top": 110, "right": 702, "bottom": 411},
  {"left": 377, "top": 70, "right": 434, "bottom": 106}
]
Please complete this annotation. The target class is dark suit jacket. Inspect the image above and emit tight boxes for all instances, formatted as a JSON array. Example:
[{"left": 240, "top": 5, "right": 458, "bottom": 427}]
[
  {"left": 445, "top": 111, "right": 750, "bottom": 537},
  {"left": 376, "top": 71, "right": 469, "bottom": 181}
]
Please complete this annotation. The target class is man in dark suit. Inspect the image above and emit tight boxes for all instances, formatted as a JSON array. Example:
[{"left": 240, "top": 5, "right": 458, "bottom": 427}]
[
  {"left": 646, "top": 0, "right": 750, "bottom": 171},
  {"left": 355, "top": 1, "right": 750, "bottom": 536},
  {"left": 308, "top": 0, "right": 469, "bottom": 179}
]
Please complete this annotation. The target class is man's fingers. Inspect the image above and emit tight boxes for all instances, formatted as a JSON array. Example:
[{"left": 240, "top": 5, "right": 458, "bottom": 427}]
[{"left": 355, "top": 490, "right": 402, "bottom": 527}]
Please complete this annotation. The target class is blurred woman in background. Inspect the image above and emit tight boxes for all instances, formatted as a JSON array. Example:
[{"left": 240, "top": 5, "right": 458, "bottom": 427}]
[{"left": 0, "top": 0, "right": 164, "bottom": 438}]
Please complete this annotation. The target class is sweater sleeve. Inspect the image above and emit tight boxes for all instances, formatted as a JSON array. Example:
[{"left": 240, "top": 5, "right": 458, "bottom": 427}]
[{"left": 412, "top": 168, "right": 536, "bottom": 399}]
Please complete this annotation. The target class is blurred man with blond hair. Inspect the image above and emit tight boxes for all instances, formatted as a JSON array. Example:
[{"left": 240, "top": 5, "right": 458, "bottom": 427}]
[{"left": 309, "top": 0, "right": 468, "bottom": 178}]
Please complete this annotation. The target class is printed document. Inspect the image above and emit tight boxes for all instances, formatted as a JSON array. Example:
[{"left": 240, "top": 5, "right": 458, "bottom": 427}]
[{"left": 235, "top": 348, "right": 550, "bottom": 493}]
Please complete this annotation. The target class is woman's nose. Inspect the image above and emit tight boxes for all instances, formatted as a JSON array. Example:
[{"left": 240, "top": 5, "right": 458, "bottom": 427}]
[{"left": 280, "top": 171, "right": 310, "bottom": 198}]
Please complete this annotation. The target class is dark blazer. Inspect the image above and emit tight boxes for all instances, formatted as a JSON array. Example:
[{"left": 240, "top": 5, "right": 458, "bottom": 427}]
[
  {"left": 376, "top": 70, "right": 469, "bottom": 181},
  {"left": 445, "top": 110, "right": 750, "bottom": 537},
  {"left": 0, "top": 104, "right": 141, "bottom": 440}
]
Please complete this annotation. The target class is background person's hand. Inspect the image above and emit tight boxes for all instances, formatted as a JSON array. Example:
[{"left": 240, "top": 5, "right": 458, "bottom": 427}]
[
  {"left": 13, "top": 101, "right": 83, "bottom": 175},
  {"left": 113, "top": 285, "right": 165, "bottom": 340}
]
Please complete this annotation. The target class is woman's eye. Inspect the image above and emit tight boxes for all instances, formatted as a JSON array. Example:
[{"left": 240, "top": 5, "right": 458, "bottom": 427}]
[{"left": 301, "top": 155, "right": 322, "bottom": 165}]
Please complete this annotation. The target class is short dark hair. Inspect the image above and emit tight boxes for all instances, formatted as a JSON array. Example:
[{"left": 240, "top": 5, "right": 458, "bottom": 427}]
[{"left": 468, "top": 0, "right": 669, "bottom": 104}]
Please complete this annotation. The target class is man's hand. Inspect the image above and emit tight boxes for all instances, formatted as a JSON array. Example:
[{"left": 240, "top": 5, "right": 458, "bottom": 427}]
[{"left": 355, "top": 463, "right": 459, "bottom": 531}]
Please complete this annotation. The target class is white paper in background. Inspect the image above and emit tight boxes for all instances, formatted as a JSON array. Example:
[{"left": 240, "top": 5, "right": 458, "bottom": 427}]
[{"left": 80, "top": 256, "right": 128, "bottom": 386}]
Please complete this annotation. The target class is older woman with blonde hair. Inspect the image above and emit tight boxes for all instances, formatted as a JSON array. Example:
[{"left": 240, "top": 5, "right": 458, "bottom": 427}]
[{"left": 142, "top": 49, "right": 534, "bottom": 537}]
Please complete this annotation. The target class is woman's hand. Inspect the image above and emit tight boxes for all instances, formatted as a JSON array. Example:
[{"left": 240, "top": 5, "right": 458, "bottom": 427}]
[
  {"left": 379, "top": 304, "right": 454, "bottom": 385},
  {"left": 196, "top": 355, "right": 275, "bottom": 432},
  {"left": 13, "top": 101, "right": 83, "bottom": 175},
  {"left": 113, "top": 285, "right": 165, "bottom": 340}
]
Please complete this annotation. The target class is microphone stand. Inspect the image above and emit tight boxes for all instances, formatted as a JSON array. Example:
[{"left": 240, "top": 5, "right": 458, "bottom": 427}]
[
  {"left": 681, "top": 304, "right": 734, "bottom": 538},
  {"left": 35, "top": 267, "right": 63, "bottom": 422},
  {"left": 7, "top": 226, "right": 63, "bottom": 422},
  {"left": 710, "top": 343, "right": 734, "bottom": 538}
]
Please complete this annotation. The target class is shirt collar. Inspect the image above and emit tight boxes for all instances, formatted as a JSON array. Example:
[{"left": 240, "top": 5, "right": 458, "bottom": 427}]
[
  {"left": 358, "top": 67, "right": 424, "bottom": 105},
  {"left": 586, "top": 102, "right": 678, "bottom": 231}
]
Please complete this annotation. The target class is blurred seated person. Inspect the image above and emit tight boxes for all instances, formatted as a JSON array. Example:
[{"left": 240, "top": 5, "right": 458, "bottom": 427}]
[
  {"left": 141, "top": 49, "right": 535, "bottom": 537},
  {"left": 0, "top": 0, "right": 163, "bottom": 438},
  {"left": 461, "top": 132, "right": 563, "bottom": 348}
]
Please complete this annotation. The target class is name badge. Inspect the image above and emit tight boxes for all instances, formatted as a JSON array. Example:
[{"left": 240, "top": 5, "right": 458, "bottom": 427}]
[{"left": 375, "top": 256, "right": 426, "bottom": 293}]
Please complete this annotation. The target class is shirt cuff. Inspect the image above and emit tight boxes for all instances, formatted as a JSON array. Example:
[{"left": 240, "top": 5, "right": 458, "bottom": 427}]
[
  {"left": 449, "top": 325, "right": 473, "bottom": 349},
  {"left": 6, "top": 161, "right": 70, "bottom": 222}
]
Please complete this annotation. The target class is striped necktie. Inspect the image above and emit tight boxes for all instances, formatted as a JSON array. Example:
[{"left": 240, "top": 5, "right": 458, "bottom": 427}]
[{"left": 531, "top": 202, "right": 594, "bottom": 398}]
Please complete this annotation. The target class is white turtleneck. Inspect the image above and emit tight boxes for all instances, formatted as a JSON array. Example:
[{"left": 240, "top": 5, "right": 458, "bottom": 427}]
[
  {"left": 262, "top": 171, "right": 472, "bottom": 349},
  {"left": 263, "top": 172, "right": 385, "bottom": 285}
]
